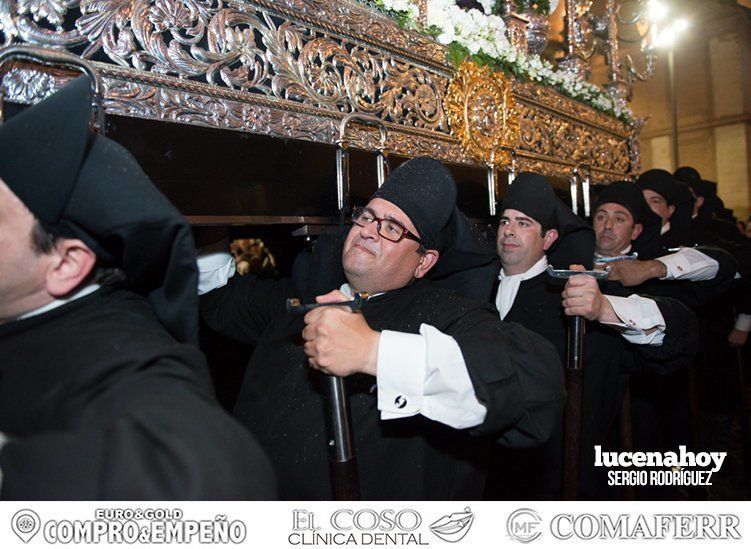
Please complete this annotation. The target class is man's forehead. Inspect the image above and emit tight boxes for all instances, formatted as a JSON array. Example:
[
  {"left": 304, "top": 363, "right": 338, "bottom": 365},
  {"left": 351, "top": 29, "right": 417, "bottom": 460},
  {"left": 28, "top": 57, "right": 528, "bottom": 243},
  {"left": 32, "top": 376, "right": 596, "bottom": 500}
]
[
  {"left": 500, "top": 208, "right": 540, "bottom": 225},
  {"left": 595, "top": 203, "right": 633, "bottom": 219}
]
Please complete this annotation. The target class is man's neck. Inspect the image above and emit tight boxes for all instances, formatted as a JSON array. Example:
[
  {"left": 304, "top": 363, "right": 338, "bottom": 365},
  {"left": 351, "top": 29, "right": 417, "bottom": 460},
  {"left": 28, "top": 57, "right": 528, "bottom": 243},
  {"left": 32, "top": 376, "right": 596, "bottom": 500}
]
[
  {"left": 501, "top": 255, "right": 548, "bottom": 278},
  {"left": 3, "top": 283, "right": 102, "bottom": 324},
  {"left": 595, "top": 244, "right": 632, "bottom": 258}
]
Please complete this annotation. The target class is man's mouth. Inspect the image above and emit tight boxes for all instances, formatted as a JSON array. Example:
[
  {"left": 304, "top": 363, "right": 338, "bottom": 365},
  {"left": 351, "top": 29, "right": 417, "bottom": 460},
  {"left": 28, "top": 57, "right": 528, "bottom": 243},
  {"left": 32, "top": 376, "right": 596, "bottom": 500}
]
[
  {"left": 501, "top": 241, "right": 519, "bottom": 250},
  {"left": 353, "top": 243, "right": 376, "bottom": 256}
]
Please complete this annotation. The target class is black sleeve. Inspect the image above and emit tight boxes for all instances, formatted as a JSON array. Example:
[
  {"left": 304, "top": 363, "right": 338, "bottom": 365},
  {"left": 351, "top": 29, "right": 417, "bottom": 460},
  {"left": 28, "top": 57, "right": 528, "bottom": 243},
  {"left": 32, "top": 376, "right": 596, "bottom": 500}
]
[
  {"left": 0, "top": 345, "right": 277, "bottom": 500},
  {"left": 199, "top": 274, "right": 293, "bottom": 345},
  {"left": 444, "top": 306, "right": 566, "bottom": 449},
  {"left": 629, "top": 295, "right": 699, "bottom": 375}
]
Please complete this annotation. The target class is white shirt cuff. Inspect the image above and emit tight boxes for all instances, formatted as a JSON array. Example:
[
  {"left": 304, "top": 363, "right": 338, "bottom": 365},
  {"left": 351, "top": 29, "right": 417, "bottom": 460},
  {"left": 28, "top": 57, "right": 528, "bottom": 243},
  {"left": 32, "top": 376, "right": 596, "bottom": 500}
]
[
  {"left": 376, "top": 325, "right": 486, "bottom": 429},
  {"left": 735, "top": 313, "right": 751, "bottom": 332},
  {"left": 196, "top": 240, "right": 236, "bottom": 295},
  {"left": 656, "top": 248, "right": 719, "bottom": 281},
  {"left": 602, "top": 294, "right": 667, "bottom": 345}
]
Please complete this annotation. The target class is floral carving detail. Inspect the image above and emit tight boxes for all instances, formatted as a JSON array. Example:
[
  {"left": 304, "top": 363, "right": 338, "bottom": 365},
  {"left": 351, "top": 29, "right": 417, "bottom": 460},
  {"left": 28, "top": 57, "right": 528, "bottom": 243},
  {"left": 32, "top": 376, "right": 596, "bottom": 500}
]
[
  {"left": 17, "top": 0, "right": 75, "bottom": 27},
  {"left": 2, "top": 66, "right": 61, "bottom": 103},
  {"left": 148, "top": 0, "right": 194, "bottom": 32}
]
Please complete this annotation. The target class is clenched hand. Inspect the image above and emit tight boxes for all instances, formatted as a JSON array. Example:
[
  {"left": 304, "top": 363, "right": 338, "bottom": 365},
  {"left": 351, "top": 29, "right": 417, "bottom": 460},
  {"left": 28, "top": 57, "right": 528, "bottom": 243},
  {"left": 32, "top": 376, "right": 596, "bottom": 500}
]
[
  {"left": 302, "top": 290, "right": 380, "bottom": 377},
  {"left": 561, "top": 265, "right": 618, "bottom": 323}
]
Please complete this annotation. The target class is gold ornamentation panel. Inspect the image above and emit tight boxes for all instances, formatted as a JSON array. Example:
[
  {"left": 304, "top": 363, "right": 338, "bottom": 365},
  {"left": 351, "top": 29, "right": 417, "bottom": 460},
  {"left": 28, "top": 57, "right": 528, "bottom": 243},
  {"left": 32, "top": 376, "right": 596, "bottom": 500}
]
[{"left": 445, "top": 60, "right": 521, "bottom": 167}]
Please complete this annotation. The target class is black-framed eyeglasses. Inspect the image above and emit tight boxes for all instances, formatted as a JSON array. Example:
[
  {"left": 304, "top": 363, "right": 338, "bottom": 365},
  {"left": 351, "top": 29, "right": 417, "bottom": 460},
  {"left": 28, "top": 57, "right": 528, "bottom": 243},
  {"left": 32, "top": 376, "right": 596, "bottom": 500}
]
[{"left": 351, "top": 206, "right": 424, "bottom": 245}]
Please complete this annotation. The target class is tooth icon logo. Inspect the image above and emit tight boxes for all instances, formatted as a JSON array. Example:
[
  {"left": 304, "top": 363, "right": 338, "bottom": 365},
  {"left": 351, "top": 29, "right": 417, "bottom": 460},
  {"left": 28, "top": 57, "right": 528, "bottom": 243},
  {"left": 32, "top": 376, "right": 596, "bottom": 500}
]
[
  {"left": 429, "top": 507, "right": 474, "bottom": 543},
  {"left": 12, "top": 509, "right": 40, "bottom": 543}
]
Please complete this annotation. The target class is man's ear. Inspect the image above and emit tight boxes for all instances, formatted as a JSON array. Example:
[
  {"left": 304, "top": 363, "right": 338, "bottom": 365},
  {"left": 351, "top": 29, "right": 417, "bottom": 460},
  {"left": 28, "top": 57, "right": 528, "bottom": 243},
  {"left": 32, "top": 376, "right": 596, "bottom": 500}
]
[
  {"left": 631, "top": 223, "right": 643, "bottom": 241},
  {"left": 668, "top": 204, "right": 676, "bottom": 218},
  {"left": 414, "top": 249, "right": 440, "bottom": 279},
  {"left": 45, "top": 239, "right": 97, "bottom": 298},
  {"left": 696, "top": 196, "right": 705, "bottom": 210},
  {"left": 542, "top": 229, "right": 559, "bottom": 251}
]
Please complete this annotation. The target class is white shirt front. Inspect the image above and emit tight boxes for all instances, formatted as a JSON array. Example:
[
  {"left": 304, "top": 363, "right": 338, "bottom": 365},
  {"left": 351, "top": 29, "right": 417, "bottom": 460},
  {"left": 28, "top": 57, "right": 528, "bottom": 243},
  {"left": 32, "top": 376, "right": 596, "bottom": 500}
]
[{"left": 495, "top": 256, "right": 549, "bottom": 320}]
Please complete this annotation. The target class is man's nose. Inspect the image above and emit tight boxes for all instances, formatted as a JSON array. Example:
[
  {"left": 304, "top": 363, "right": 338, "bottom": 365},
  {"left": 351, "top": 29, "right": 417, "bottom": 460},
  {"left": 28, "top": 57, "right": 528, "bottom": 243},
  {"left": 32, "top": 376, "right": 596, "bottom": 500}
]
[
  {"left": 502, "top": 223, "right": 515, "bottom": 236},
  {"left": 360, "top": 220, "right": 379, "bottom": 240}
]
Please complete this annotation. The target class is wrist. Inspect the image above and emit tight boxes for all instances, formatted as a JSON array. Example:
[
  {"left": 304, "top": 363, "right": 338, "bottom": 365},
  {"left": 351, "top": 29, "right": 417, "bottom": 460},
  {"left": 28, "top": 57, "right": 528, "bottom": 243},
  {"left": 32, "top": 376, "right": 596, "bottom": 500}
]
[
  {"left": 362, "top": 331, "right": 380, "bottom": 376},
  {"left": 596, "top": 296, "right": 620, "bottom": 324},
  {"left": 651, "top": 259, "right": 668, "bottom": 279}
]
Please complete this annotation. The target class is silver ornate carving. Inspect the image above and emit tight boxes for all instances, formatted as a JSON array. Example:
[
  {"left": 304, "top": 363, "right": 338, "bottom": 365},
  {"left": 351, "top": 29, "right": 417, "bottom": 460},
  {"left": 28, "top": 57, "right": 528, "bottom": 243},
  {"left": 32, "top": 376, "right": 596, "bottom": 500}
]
[{"left": 0, "top": 0, "right": 637, "bottom": 180}]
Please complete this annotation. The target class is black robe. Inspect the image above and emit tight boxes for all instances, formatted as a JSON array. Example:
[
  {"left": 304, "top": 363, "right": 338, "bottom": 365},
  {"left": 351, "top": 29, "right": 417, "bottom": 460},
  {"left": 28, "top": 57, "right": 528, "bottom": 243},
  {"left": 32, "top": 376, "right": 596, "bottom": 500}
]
[
  {"left": 200, "top": 274, "right": 565, "bottom": 500},
  {"left": 0, "top": 286, "right": 276, "bottom": 500},
  {"left": 485, "top": 271, "right": 697, "bottom": 499}
]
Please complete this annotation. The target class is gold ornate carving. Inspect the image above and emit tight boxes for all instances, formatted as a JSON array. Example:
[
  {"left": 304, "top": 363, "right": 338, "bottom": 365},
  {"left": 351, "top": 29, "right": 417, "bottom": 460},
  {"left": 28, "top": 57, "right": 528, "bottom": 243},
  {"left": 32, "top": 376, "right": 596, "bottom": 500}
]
[{"left": 444, "top": 60, "right": 520, "bottom": 167}]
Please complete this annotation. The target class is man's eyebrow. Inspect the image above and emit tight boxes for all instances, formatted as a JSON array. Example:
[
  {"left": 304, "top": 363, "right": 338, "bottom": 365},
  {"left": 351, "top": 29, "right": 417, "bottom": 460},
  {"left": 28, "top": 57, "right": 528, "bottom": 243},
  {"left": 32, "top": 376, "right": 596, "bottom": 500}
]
[
  {"left": 595, "top": 207, "right": 629, "bottom": 216},
  {"left": 384, "top": 213, "right": 407, "bottom": 226},
  {"left": 514, "top": 216, "right": 534, "bottom": 223}
]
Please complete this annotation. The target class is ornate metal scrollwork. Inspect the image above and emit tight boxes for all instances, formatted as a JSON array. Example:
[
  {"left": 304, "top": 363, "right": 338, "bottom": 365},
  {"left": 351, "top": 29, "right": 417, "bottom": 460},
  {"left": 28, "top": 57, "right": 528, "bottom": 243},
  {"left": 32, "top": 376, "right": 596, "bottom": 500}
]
[{"left": 0, "top": 0, "right": 637, "bottom": 181}]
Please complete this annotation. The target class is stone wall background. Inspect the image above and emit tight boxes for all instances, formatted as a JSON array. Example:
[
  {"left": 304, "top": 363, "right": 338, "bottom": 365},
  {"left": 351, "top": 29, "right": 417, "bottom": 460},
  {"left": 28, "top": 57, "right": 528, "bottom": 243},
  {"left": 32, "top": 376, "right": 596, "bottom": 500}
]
[{"left": 630, "top": 0, "right": 751, "bottom": 220}]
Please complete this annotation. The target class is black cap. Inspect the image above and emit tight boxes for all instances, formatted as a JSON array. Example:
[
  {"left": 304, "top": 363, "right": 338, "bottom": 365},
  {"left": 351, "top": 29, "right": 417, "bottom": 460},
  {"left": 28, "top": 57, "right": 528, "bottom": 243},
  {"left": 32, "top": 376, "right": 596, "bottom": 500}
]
[
  {"left": 593, "top": 181, "right": 646, "bottom": 223},
  {"left": 0, "top": 77, "right": 199, "bottom": 344},
  {"left": 501, "top": 172, "right": 594, "bottom": 268},
  {"left": 637, "top": 169, "right": 684, "bottom": 205},
  {"left": 371, "top": 156, "right": 456, "bottom": 251},
  {"left": 674, "top": 166, "right": 701, "bottom": 185},
  {"left": 501, "top": 172, "right": 556, "bottom": 228}
]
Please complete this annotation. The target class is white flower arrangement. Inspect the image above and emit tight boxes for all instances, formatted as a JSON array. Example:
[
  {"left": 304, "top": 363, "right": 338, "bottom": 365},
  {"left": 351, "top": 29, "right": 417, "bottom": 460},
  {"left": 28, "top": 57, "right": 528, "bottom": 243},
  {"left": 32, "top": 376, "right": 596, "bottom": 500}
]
[{"left": 369, "top": 0, "right": 633, "bottom": 123}]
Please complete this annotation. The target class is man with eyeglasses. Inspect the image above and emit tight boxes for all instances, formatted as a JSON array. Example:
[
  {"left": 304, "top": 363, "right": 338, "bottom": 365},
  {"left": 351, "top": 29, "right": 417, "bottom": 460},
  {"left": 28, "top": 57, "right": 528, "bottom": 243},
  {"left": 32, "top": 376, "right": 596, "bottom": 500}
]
[{"left": 197, "top": 156, "right": 565, "bottom": 500}]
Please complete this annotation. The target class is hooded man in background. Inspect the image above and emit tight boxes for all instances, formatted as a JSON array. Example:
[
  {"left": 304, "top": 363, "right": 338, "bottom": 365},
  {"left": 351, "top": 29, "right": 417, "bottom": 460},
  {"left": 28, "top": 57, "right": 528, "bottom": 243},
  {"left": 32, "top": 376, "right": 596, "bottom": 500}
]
[{"left": 0, "top": 77, "right": 276, "bottom": 499}]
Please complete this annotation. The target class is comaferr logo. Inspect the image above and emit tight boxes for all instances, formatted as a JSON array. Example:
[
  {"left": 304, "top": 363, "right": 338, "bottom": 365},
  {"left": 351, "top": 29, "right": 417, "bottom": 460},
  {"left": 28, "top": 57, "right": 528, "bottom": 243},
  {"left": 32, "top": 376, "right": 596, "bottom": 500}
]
[
  {"left": 506, "top": 508, "right": 542, "bottom": 543},
  {"left": 550, "top": 513, "right": 741, "bottom": 540}
]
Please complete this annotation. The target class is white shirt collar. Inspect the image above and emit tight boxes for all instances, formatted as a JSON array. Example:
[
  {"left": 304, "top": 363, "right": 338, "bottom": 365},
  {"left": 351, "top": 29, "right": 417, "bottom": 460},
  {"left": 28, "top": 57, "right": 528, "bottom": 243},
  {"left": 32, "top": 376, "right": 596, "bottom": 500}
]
[
  {"left": 496, "top": 256, "right": 548, "bottom": 320},
  {"left": 499, "top": 255, "right": 549, "bottom": 281},
  {"left": 660, "top": 221, "right": 671, "bottom": 235},
  {"left": 595, "top": 244, "right": 632, "bottom": 261},
  {"left": 16, "top": 284, "right": 102, "bottom": 322}
]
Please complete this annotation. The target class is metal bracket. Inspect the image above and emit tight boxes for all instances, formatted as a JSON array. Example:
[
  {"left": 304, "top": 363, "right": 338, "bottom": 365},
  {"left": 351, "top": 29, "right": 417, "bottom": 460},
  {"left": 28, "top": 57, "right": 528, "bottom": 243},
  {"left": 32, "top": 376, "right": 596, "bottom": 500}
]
[
  {"left": 547, "top": 265, "right": 611, "bottom": 279},
  {"left": 0, "top": 45, "right": 105, "bottom": 133},
  {"left": 486, "top": 144, "right": 517, "bottom": 216},
  {"left": 336, "top": 113, "right": 389, "bottom": 215}
]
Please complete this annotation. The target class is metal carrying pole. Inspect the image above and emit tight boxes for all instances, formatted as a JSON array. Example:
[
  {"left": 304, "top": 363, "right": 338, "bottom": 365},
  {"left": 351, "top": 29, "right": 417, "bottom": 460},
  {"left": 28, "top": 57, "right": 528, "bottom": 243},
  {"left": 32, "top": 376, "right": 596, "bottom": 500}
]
[
  {"left": 286, "top": 293, "right": 369, "bottom": 500},
  {"left": 317, "top": 115, "right": 388, "bottom": 500},
  {"left": 486, "top": 145, "right": 517, "bottom": 217},
  {"left": 0, "top": 45, "right": 105, "bottom": 133},
  {"left": 547, "top": 265, "right": 611, "bottom": 500}
]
